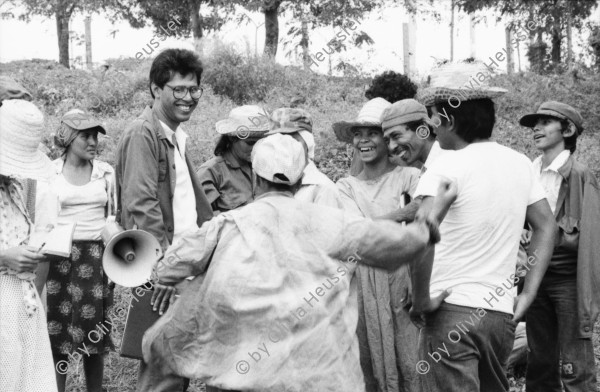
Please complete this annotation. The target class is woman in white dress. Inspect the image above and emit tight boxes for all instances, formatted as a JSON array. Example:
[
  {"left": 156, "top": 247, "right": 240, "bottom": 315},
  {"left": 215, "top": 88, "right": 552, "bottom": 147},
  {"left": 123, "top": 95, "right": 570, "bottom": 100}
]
[
  {"left": 0, "top": 99, "right": 58, "bottom": 392},
  {"left": 333, "top": 98, "right": 421, "bottom": 392}
]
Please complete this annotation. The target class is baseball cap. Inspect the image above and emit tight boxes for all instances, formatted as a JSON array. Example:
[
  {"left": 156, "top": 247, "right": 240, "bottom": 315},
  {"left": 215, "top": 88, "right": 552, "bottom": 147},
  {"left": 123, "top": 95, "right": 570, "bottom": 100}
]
[
  {"left": 61, "top": 109, "right": 106, "bottom": 134},
  {"left": 381, "top": 98, "right": 434, "bottom": 131},
  {"left": 519, "top": 101, "right": 583, "bottom": 133},
  {"left": 251, "top": 133, "right": 306, "bottom": 185}
]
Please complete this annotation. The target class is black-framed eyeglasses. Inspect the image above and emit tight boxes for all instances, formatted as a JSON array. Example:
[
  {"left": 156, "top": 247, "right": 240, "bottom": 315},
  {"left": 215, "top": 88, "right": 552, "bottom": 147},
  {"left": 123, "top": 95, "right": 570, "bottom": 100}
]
[{"left": 164, "top": 84, "right": 203, "bottom": 100}]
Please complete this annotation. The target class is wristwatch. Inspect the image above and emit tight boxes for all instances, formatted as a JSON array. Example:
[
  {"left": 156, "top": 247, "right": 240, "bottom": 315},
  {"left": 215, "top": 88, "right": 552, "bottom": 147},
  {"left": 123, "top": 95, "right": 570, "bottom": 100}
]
[{"left": 417, "top": 216, "right": 441, "bottom": 245}]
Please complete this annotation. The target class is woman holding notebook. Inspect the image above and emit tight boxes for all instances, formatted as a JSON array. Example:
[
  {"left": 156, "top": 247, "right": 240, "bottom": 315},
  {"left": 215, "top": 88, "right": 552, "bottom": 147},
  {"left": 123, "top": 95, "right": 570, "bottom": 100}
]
[
  {"left": 0, "top": 99, "right": 58, "bottom": 392},
  {"left": 42, "top": 109, "right": 117, "bottom": 392}
]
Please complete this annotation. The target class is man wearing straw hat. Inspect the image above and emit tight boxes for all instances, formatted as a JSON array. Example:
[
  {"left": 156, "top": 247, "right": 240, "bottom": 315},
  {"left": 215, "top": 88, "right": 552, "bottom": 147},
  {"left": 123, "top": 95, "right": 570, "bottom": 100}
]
[
  {"left": 141, "top": 132, "right": 456, "bottom": 392},
  {"left": 410, "top": 61, "right": 557, "bottom": 392},
  {"left": 115, "top": 48, "right": 213, "bottom": 392}
]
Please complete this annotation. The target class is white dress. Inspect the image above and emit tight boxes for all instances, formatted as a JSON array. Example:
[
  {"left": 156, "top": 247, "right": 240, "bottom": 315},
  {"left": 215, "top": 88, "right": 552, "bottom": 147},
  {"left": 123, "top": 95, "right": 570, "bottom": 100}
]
[{"left": 0, "top": 179, "right": 58, "bottom": 392}]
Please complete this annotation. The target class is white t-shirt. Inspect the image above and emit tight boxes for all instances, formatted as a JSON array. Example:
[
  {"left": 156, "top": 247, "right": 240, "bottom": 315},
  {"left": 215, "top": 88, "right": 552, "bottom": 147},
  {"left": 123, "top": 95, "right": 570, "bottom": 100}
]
[{"left": 414, "top": 142, "right": 546, "bottom": 314}]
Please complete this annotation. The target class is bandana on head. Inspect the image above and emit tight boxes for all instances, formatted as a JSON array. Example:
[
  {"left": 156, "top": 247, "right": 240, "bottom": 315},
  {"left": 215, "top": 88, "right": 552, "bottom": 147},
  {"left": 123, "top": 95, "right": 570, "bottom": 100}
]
[{"left": 53, "top": 123, "right": 80, "bottom": 155}]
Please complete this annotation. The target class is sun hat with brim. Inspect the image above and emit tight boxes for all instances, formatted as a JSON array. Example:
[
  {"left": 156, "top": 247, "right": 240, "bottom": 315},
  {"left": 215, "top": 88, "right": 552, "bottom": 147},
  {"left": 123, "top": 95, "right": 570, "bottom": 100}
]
[
  {"left": 216, "top": 105, "right": 271, "bottom": 138},
  {"left": 381, "top": 98, "right": 434, "bottom": 131},
  {"left": 519, "top": 101, "right": 583, "bottom": 134},
  {"left": 0, "top": 99, "right": 53, "bottom": 181},
  {"left": 332, "top": 97, "right": 391, "bottom": 144},
  {"left": 416, "top": 62, "right": 508, "bottom": 107},
  {"left": 267, "top": 107, "right": 313, "bottom": 135},
  {"left": 251, "top": 133, "right": 306, "bottom": 185},
  {"left": 61, "top": 109, "right": 106, "bottom": 134}
]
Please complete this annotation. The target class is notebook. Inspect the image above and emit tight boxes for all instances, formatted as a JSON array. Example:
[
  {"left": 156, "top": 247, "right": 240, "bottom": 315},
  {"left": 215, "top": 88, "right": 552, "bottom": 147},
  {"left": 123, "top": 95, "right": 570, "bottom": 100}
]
[
  {"left": 120, "top": 287, "right": 161, "bottom": 360},
  {"left": 28, "top": 222, "right": 77, "bottom": 257}
]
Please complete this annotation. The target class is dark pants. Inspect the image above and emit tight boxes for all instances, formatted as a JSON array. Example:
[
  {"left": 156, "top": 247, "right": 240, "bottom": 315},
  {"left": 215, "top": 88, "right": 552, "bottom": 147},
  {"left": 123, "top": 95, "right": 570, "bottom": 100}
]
[
  {"left": 418, "top": 303, "right": 516, "bottom": 392},
  {"left": 526, "top": 273, "right": 597, "bottom": 392}
]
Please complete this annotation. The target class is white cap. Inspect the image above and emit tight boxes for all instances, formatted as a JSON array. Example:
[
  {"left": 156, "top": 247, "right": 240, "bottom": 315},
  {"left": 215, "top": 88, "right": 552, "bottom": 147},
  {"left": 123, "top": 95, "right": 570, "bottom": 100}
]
[{"left": 251, "top": 133, "right": 306, "bottom": 185}]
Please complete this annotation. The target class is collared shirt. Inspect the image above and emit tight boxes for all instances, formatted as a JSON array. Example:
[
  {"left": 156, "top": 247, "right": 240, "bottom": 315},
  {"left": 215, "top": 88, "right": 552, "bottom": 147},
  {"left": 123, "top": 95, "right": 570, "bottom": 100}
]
[
  {"left": 532, "top": 150, "right": 571, "bottom": 214},
  {"left": 147, "top": 193, "right": 428, "bottom": 391},
  {"left": 295, "top": 161, "right": 343, "bottom": 208},
  {"left": 196, "top": 150, "right": 253, "bottom": 213},
  {"left": 159, "top": 121, "right": 198, "bottom": 239}
]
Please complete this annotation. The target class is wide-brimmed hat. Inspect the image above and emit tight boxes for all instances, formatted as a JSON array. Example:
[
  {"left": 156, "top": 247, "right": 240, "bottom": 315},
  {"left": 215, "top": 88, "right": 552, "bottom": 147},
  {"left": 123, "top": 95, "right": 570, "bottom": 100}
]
[
  {"left": 61, "top": 109, "right": 107, "bottom": 134},
  {"left": 267, "top": 107, "right": 313, "bottom": 134},
  {"left": 252, "top": 133, "right": 306, "bottom": 185},
  {"left": 381, "top": 98, "right": 434, "bottom": 131},
  {"left": 519, "top": 101, "right": 583, "bottom": 134},
  {"left": 0, "top": 99, "right": 53, "bottom": 181},
  {"left": 216, "top": 105, "right": 271, "bottom": 138},
  {"left": 332, "top": 98, "right": 391, "bottom": 143},
  {"left": 416, "top": 62, "right": 507, "bottom": 107}
]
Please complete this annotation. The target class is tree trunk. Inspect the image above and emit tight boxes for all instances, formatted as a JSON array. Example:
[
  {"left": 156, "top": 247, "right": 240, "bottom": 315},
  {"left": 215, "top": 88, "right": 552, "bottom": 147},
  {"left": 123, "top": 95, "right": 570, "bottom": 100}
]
[
  {"left": 505, "top": 26, "right": 514, "bottom": 74},
  {"left": 469, "top": 14, "right": 476, "bottom": 58},
  {"left": 450, "top": 0, "right": 455, "bottom": 61},
  {"left": 551, "top": 15, "right": 561, "bottom": 65},
  {"left": 566, "top": 9, "right": 572, "bottom": 65},
  {"left": 55, "top": 8, "right": 71, "bottom": 68},
  {"left": 301, "top": 14, "right": 310, "bottom": 69},
  {"left": 85, "top": 15, "right": 92, "bottom": 70},
  {"left": 189, "top": 0, "right": 204, "bottom": 55},
  {"left": 263, "top": 0, "right": 282, "bottom": 57}
]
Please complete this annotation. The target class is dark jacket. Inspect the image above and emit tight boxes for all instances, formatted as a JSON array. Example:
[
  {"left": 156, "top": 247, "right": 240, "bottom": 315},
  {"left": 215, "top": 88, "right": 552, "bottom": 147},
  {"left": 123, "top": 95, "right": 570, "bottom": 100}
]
[
  {"left": 555, "top": 155, "right": 600, "bottom": 338},
  {"left": 115, "top": 106, "right": 213, "bottom": 250}
]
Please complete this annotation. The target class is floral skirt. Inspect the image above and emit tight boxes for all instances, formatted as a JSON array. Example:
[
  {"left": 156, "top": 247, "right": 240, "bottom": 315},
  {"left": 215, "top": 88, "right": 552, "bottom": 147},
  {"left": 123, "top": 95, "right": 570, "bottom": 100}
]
[{"left": 46, "top": 240, "right": 115, "bottom": 355}]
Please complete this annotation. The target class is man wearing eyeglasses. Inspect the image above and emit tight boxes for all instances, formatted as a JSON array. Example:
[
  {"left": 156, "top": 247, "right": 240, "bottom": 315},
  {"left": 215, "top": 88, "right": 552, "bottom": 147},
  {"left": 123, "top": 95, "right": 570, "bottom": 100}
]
[{"left": 115, "top": 48, "right": 213, "bottom": 392}]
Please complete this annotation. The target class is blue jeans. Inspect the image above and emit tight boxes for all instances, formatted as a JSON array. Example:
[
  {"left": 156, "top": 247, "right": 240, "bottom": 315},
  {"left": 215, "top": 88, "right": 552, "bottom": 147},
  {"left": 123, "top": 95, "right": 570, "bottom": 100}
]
[
  {"left": 526, "top": 273, "right": 597, "bottom": 392},
  {"left": 418, "top": 303, "right": 516, "bottom": 392}
]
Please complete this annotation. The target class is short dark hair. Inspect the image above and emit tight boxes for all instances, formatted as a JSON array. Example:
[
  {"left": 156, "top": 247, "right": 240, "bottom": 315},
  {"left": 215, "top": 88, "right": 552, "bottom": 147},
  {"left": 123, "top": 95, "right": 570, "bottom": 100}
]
[
  {"left": 365, "top": 71, "right": 418, "bottom": 103},
  {"left": 434, "top": 99, "right": 496, "bottom": 143},
  {"left": 149, "top": 49, "right": 203, "bottom": 99},
  {"left": 560, "top": 118, "right": 579, "bottom": 153},
  {"left": 214, "top": 135, "right": 232, "bottom": 156}
]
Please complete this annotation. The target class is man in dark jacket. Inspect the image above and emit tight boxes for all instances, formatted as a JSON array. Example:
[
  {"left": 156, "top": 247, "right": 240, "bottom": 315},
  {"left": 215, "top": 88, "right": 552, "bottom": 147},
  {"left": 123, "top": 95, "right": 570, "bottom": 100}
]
[
  {"left": 115, "top": 48, "right": 213, "bottom": 392},
  {"left": 519, "top": 101, "right": 599, "bottom": 392}
]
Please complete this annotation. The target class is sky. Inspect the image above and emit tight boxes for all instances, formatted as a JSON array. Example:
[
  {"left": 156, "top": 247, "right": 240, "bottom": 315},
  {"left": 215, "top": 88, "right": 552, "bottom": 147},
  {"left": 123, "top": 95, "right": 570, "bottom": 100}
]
[{"left": 0, "top": 1, "right": 598, "bottom": 81}]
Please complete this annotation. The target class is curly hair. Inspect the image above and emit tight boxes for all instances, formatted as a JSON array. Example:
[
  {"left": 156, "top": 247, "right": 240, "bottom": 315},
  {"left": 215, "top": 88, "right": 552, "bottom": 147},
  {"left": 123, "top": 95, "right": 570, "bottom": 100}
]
[{"left": 365, "top": 71, "right": 418, "bottom": 103}]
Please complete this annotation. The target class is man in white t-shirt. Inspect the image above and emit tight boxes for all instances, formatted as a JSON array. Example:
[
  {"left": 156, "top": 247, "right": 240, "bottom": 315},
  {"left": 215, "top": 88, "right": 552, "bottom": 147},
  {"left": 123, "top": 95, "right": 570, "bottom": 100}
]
[{"left": 410, "top": 62, "right": 557, "bottom": 392}]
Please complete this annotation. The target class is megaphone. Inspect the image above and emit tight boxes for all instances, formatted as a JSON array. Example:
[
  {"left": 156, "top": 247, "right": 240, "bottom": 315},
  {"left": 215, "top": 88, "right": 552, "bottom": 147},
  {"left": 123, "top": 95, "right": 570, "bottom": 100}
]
[{"left": 101, "top": 220, "right": 162, "bottom": 287}]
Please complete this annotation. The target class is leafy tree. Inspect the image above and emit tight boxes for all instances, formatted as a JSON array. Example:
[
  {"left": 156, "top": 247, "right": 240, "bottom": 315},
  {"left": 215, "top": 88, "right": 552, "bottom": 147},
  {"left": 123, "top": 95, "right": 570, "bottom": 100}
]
[
  {"left": 453, "top": 0, "right": 598, "bottom": 70},
  {"left": 3, "top": 0, "right": 116, "bottom": 68},
  {"left": 112, "top": 0, "right": 235, "bottom": 42}
]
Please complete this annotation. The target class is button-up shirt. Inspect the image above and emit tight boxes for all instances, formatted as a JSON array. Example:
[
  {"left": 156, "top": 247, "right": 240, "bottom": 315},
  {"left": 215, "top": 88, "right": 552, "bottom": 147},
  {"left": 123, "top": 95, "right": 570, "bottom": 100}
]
[
  {"left": 159, "top": 121, "right": 198, "bottom": 240},
  {"left": 532, "top": 150, "right": 571, "bottom": 214},
  {"left": 145, "top": 192, "right": 429, "bottom": 391},
  {"left": 196, "top": 150, "right": 253, "bottom": 213}
]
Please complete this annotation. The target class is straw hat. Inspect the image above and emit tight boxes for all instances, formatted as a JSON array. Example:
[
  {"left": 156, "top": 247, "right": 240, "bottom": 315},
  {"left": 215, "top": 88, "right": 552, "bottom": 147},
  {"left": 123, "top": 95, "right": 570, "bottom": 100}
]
[
  {"left": 216, "top": 105, "right": 271, "bottom": 138},
  {"left": 332, "top": 98, "right": 391, "bottom": 143},
  {"left": 0, "top": 99, "right": 53, "bottom": 181},
  {"left": 252, "top": 133, "right": 306, "bottom": 185},
  {"left": 416, "top": 62, "right": 507, "bottom": 107}
]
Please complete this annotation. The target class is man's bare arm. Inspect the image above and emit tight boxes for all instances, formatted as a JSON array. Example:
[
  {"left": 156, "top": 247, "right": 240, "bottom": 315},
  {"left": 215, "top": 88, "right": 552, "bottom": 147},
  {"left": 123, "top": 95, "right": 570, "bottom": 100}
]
[{"left": 513, "top": 199, "right": 557, "bottom": 321}]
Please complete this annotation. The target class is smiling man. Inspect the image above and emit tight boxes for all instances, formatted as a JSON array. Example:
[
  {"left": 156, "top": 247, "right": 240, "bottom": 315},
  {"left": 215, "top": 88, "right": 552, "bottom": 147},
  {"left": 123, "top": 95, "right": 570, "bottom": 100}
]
[
  {"left": 115, "top": 48, "right": 214, "bottom": 392},
  {"left": 381, "top": 98, "right": 442, "bottom": 173}
]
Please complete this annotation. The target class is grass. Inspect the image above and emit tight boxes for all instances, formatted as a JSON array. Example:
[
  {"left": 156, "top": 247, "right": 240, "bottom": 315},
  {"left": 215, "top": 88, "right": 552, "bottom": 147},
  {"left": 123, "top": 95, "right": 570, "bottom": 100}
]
[{"left": 1, "top": 57, "right": 599, "bottom": 391}]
